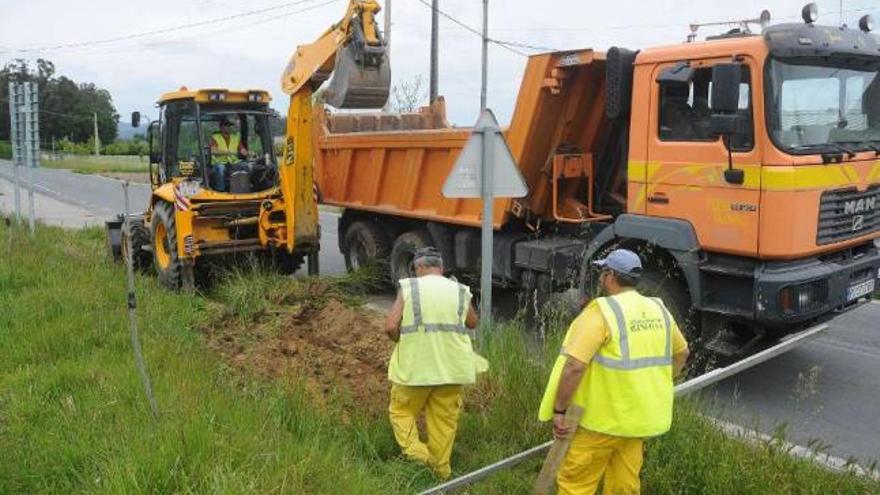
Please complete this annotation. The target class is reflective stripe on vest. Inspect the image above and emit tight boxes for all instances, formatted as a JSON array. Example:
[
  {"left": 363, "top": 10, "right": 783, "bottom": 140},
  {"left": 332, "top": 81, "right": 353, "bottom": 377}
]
[
  {"left": 388, "top": 275, "right": 479, "bottom": 386},
  {"left": 537, "top": 291, "right": 677, "bottom": 438},
  {"left": 400, "top": 277, "right": 468, "bottom": 335},
  {"left": 591, "top": 296, "right": 673, "bottom": 370},
  {"left": 212, "top": 133, "right": 240, "bottom": 164}
]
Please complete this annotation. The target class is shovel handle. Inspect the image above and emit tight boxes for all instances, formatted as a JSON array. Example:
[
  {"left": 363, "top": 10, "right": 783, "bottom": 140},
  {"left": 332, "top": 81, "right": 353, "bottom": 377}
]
[{"left": 533, "top": 405, "right": 585, "bottom": 495}]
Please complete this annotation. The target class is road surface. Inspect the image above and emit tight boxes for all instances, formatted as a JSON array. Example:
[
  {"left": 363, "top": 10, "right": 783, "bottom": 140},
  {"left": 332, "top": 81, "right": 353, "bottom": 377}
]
[{"left": 1, "top": 159, "right": 878, "bottom": 468}]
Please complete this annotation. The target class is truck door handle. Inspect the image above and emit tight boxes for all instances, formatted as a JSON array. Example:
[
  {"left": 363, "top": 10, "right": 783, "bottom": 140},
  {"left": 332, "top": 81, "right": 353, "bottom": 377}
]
[{"left": 648, "top": 195, "right": 669, "bottom": 204}]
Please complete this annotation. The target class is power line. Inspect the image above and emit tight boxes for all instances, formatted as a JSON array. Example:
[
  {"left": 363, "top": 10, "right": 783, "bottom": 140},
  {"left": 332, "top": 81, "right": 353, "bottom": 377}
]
[
  {"left": 0, "top": 0, "right": 327, "bottom": 54},
  {"left": 412, "top": 0, "right": 557, "bottom": 56}
]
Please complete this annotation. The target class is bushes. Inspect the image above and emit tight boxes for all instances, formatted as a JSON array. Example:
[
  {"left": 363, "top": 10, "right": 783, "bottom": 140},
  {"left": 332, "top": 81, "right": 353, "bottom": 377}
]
[
  {"left": 0, "top": 140, "right": 11, "bottom": 159},
  {"left": 54, "top": 137, "right": 148, "bottom": 156}
]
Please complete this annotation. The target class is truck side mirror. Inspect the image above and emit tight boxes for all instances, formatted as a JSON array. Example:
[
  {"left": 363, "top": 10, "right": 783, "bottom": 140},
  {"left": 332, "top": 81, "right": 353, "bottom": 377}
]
[
  {"left": 131, "top": 111, "right": 141, "bottom": 128},
  {"left": 710, "top": 63, "right": 746, "bottom": 185},
  {"left": 711, "top": 63, "right": 742, "bottom": 113}
]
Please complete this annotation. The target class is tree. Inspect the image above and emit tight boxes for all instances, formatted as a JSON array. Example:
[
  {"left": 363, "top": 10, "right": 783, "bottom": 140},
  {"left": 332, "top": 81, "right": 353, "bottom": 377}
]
[
  {"left": 0, "top": 58, "right": 119, "bottom": 146},
  {"left": 391, "top": 75, "right": 426, "bottom": 113}
]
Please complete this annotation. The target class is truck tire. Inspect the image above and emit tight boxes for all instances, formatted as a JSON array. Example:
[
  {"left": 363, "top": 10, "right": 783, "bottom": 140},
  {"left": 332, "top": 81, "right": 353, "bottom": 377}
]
[
  {"left": 122, "top": 220, "right": 152, "bottom": 272},
  {"left": 638, "top": 270, "right": 694, "bottom": 340},
  {"left": 390, "top": 230, "right": 432, "bottom": 283},
  {"left": 344, "top": 221, "right": 391, "bottom": 275},
  {"left": 150, "top": 201, "right": 184, "bottom": 290}
]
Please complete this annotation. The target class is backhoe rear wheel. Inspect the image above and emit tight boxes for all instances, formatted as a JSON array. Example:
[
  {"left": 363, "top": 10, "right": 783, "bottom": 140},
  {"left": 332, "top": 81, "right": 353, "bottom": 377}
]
[
  {"left": 151, "top": 201, "right": 186, "bottom": 290},
  {"left": 122, "top": 219, "right": 152, "bottom": 272}
]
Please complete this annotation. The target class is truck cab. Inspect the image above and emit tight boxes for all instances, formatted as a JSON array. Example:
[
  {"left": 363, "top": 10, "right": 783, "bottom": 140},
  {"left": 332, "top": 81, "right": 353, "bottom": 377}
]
[{"left": 623, "top": 20, "right": 880, "bottom": 331}]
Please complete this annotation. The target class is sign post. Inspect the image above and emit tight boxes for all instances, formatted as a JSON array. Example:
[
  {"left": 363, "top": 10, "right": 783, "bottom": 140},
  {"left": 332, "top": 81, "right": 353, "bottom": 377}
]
[{"left": 442, "top": 109, "right": 527, "bottom": 334}]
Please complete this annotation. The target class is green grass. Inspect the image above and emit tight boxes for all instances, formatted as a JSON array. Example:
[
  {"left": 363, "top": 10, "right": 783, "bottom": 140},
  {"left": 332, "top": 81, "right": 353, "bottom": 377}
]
[
  {"left": 40, "top": 154, "right": 148, "bottom": 175},
  {"left": 0, "top": 220, "right": 878, "bottom": 494}
]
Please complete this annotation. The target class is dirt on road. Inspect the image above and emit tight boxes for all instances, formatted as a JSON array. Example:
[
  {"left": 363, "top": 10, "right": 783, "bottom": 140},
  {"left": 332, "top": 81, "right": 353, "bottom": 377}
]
[{"left": 201, "top": 281, "right": 394, "bottom": 415}]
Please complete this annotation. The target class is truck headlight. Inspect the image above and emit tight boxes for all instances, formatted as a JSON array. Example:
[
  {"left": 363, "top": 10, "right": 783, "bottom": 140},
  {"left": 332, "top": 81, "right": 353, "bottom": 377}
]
[{"left": 780, "top": 279, "right": 828, "bottom": 315}]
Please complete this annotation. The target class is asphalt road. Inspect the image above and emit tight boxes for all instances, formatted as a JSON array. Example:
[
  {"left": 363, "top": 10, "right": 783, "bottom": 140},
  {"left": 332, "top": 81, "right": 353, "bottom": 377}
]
[{"left": 1, "top": 159, "right": 878, "bottom": 468}]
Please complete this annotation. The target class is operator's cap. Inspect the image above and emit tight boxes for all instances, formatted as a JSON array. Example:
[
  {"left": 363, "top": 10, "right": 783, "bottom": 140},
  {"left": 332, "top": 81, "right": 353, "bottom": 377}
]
[
  {"left": 219, "top": 117, "right": 235, "bottom": 127},
  {"left": 592, "top": 249, "right": 642, "bottom": 277},
  {"left": 413, "top": 247, "right": 443, "bottom": 264}
]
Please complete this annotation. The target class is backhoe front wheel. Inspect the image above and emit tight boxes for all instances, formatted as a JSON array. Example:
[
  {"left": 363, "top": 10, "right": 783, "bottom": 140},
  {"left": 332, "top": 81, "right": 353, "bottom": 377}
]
[{"left": 151, "top": 201, "right": 192, "bottom": 291}]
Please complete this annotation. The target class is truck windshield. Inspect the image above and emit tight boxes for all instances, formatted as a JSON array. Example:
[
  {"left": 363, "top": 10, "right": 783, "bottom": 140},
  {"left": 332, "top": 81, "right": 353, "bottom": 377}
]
[{"left": 766, "top": 58, "right": 880, "bottom": 154}]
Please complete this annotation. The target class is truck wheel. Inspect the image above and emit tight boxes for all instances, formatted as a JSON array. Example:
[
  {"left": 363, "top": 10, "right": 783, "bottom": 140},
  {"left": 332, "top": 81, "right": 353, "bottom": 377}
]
[
  {"left": 151, "top": 201, "right": 184, "bottom": 290},
  {"left": 122, "top": 220, "right": 152, "bottom": 272},
  {"left": 638, "top": 270, "right": 694, "bottom": 340},
  {"left": 390, "top": 230, "right": 432, "bottom": 283},
  {"left": 344, "top": 221, "right": 391, "bottom": 275}
]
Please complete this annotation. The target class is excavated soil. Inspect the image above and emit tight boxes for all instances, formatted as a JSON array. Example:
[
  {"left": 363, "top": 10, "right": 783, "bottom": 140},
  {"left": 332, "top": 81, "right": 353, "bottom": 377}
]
[{"left": 201, "top": 285, "right": 394, "bottom": 414}]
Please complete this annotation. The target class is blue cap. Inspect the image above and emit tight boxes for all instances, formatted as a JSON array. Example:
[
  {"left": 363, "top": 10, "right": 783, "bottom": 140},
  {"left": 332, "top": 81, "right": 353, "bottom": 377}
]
[{"left": 592, "top": 249, "right": 642, "bottom": 277}]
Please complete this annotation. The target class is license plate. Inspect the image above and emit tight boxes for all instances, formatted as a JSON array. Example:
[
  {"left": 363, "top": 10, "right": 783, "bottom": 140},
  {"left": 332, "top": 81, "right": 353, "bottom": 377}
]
[{"left": 846, "top": 279, "right": 875, "bottom": 301}]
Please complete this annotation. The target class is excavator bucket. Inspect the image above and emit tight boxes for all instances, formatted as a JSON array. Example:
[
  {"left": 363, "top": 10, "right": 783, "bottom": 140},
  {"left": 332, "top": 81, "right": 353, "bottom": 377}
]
[{"left": 323, "top": 40, "right": 390, "bottom": 109}]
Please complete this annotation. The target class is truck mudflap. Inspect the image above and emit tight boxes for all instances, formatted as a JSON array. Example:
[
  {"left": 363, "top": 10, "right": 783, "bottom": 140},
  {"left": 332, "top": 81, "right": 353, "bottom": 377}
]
[{"left": 754, "top": 242, "right": 880, "bottom": 327}]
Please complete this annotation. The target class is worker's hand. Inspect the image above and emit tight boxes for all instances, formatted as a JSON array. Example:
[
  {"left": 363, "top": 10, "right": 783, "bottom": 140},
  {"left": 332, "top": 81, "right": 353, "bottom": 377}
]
[{"left": 552, "top": 412, "right": 571, "bottom": 440}]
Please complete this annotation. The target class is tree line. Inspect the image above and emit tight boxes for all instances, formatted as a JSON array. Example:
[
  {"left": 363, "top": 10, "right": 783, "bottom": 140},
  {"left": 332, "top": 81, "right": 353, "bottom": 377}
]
[{"left": 0, "top": 59, "right": 120, "bottom": 146}]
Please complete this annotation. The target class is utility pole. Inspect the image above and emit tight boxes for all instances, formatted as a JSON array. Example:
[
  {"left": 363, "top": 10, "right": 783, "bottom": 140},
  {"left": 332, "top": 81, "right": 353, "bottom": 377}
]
[
  {"left": 429, "top": 0, "right": 439, "bottom": 103},
  {"left": 383, "top": 0, "right": 392, "bottom": 111},
  {"left": 384, "top": 0, "right": 391, "bottom": 58},
  {"left": 93, "top": 112, "right": 100, "bottom": 156},
  {"left": 480, "top": 0, "right": 488, "bottom": 110}
]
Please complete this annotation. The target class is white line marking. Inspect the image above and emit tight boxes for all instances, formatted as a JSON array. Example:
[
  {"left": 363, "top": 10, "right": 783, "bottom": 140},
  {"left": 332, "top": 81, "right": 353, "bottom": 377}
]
[{"left": 710, "top": 418, "right": 880, "bottom": 481}]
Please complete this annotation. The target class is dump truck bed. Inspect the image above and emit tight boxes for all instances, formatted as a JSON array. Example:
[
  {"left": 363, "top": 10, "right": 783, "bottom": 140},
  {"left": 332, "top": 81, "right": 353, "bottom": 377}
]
[{"left": 314, "top": 49, "right": 612, "bottom": 229}]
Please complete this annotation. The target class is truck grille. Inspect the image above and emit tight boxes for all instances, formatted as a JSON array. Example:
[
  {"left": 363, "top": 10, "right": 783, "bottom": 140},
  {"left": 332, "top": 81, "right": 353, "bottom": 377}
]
[{"left": 816, "top": 185, "right": 880, "bottom": 245}]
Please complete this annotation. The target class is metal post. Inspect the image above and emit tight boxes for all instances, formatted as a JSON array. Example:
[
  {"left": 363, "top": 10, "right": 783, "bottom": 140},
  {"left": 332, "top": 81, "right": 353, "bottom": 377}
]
[
  {"left": 122, "top": 182, "right": 160, "bottom": 420},
  {"left": 429, "top": 0, "right": 439, "bottom": 103},
  {"left": 480, "top": 0, "right": 489, "bottom": 110},
  {"left": 479, "top": 126, "right": 494, "bottom": 333},
  {"left": 93, "top": 112, "right": 100, "bottom": 156},
  {"left": 24, "top": 82, "right": 36, "bottom": 235},
  {"left": 8, "top": 82, "right": 21, "bottom": 222}
]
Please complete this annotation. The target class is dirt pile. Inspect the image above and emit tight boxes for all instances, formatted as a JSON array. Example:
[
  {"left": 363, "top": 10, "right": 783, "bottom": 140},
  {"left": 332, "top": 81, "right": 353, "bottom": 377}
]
[{"left": 202, "top": 286, "right": 394, "bottom": 414}]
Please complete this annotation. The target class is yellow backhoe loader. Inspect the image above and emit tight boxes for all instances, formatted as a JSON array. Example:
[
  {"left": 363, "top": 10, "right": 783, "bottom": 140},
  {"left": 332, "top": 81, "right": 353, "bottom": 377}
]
[{"left": 106, "top": 0, "right": 390, "bottom": 290}]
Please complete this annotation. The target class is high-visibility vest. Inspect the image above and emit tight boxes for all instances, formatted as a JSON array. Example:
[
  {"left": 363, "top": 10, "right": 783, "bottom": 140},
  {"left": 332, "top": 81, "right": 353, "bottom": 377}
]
[
  {"left": 388, "top": 275, "right": 488, "bottom": 386},
  {"left": 211, "top": 132, "right": 241, "bottom": 164},
  {"left": 538, "top": 290, "right": 676, "bottom": 438}
]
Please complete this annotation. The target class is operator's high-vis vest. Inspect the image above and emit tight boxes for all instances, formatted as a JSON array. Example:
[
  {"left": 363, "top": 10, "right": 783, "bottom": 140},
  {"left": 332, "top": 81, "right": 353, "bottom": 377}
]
[
  {"left": 211, "top": 132, "right": 241, "bottom": 164},
  {"left": 539, "top": 290, "right": 676, "bottom": 438},
  {"left": 388, "top": 275, "right": 488, "bottom": 386}
]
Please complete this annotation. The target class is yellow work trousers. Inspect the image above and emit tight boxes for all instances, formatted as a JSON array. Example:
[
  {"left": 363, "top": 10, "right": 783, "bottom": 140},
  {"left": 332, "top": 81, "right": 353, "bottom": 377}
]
[
  {"left": 388, "top": 383, "right": 463, "bottom": 479},
  {"left": 557, "top": 428, "right": 644, "bottom": 495}
]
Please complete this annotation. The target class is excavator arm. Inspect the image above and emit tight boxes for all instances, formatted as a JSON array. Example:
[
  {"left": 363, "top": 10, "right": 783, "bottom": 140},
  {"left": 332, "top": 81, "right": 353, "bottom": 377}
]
[{"left": 268, "top": 0, "right": 390, "bottom": 261}]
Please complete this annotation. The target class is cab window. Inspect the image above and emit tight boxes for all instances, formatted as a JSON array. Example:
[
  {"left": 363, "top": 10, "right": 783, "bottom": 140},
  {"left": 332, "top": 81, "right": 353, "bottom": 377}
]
[{"left": 658, "top": 66, "right": 754, "bottom": 150}]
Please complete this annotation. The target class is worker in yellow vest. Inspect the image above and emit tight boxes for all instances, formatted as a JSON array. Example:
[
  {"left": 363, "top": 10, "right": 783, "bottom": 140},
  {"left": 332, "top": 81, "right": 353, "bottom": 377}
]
[
  {"left": 209, "top": 117, "right": 247, "bottom": 191},
  {"left": 385, "top": 247, "right": 488, "bottom": 479},
  {"left": 538, "top": 249, "right": 690, "bottom": 494}
]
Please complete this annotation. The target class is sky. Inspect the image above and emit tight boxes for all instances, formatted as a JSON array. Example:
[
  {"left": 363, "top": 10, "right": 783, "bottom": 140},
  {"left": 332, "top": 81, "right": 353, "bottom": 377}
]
[{"left": 1, "top": 0, "right": 879, "bottom": 130}]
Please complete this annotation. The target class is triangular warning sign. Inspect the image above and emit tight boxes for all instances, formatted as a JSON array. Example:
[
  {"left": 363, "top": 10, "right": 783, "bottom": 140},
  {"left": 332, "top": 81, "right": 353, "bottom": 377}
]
[{"left": 442, "top": 109, "right": 528, "bottom": 199}]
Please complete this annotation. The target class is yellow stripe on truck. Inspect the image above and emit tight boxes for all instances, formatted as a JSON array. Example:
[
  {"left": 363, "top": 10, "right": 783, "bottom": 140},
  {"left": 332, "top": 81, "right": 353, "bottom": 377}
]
[{"left": 627, "top": 161, "right": 880, "bottom": 191}]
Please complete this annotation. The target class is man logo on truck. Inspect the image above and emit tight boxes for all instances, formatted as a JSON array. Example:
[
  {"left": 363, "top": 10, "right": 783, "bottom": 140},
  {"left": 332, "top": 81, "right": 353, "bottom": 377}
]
[{"left": 843, "top": 197, "right": 876, "bottom": 215}]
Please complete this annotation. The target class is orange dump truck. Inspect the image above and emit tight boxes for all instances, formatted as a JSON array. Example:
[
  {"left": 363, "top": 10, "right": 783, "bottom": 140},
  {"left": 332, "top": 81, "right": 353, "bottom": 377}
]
[{"left": 314, "top": 14, "right": 880, "bottom": 356}]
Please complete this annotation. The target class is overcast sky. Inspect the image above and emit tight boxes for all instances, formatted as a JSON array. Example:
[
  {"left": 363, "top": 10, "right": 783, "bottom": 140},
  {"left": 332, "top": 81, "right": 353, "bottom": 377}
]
[{"left": 2, "top": 0, "right": 878, "bottom": 129}]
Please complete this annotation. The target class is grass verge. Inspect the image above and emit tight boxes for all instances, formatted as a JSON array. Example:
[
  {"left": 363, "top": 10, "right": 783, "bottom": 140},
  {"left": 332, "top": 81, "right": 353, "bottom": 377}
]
[
  {"left": 0, "top": 221, "right": 877, "bottom": 494},
  {"left": 40, "top": 154, "right": 149, "bottom": 175}
]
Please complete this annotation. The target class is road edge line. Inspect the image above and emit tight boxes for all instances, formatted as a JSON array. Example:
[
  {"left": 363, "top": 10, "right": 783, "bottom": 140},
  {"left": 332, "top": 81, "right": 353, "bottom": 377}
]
[{"left": 709, "top": 417, "right": 880, "bottom": 482}]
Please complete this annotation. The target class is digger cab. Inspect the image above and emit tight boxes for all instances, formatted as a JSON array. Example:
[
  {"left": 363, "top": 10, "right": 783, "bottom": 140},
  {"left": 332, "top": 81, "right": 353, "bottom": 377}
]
[{"left": 145, "top": 88, "right": 278, "bottom": 194}]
